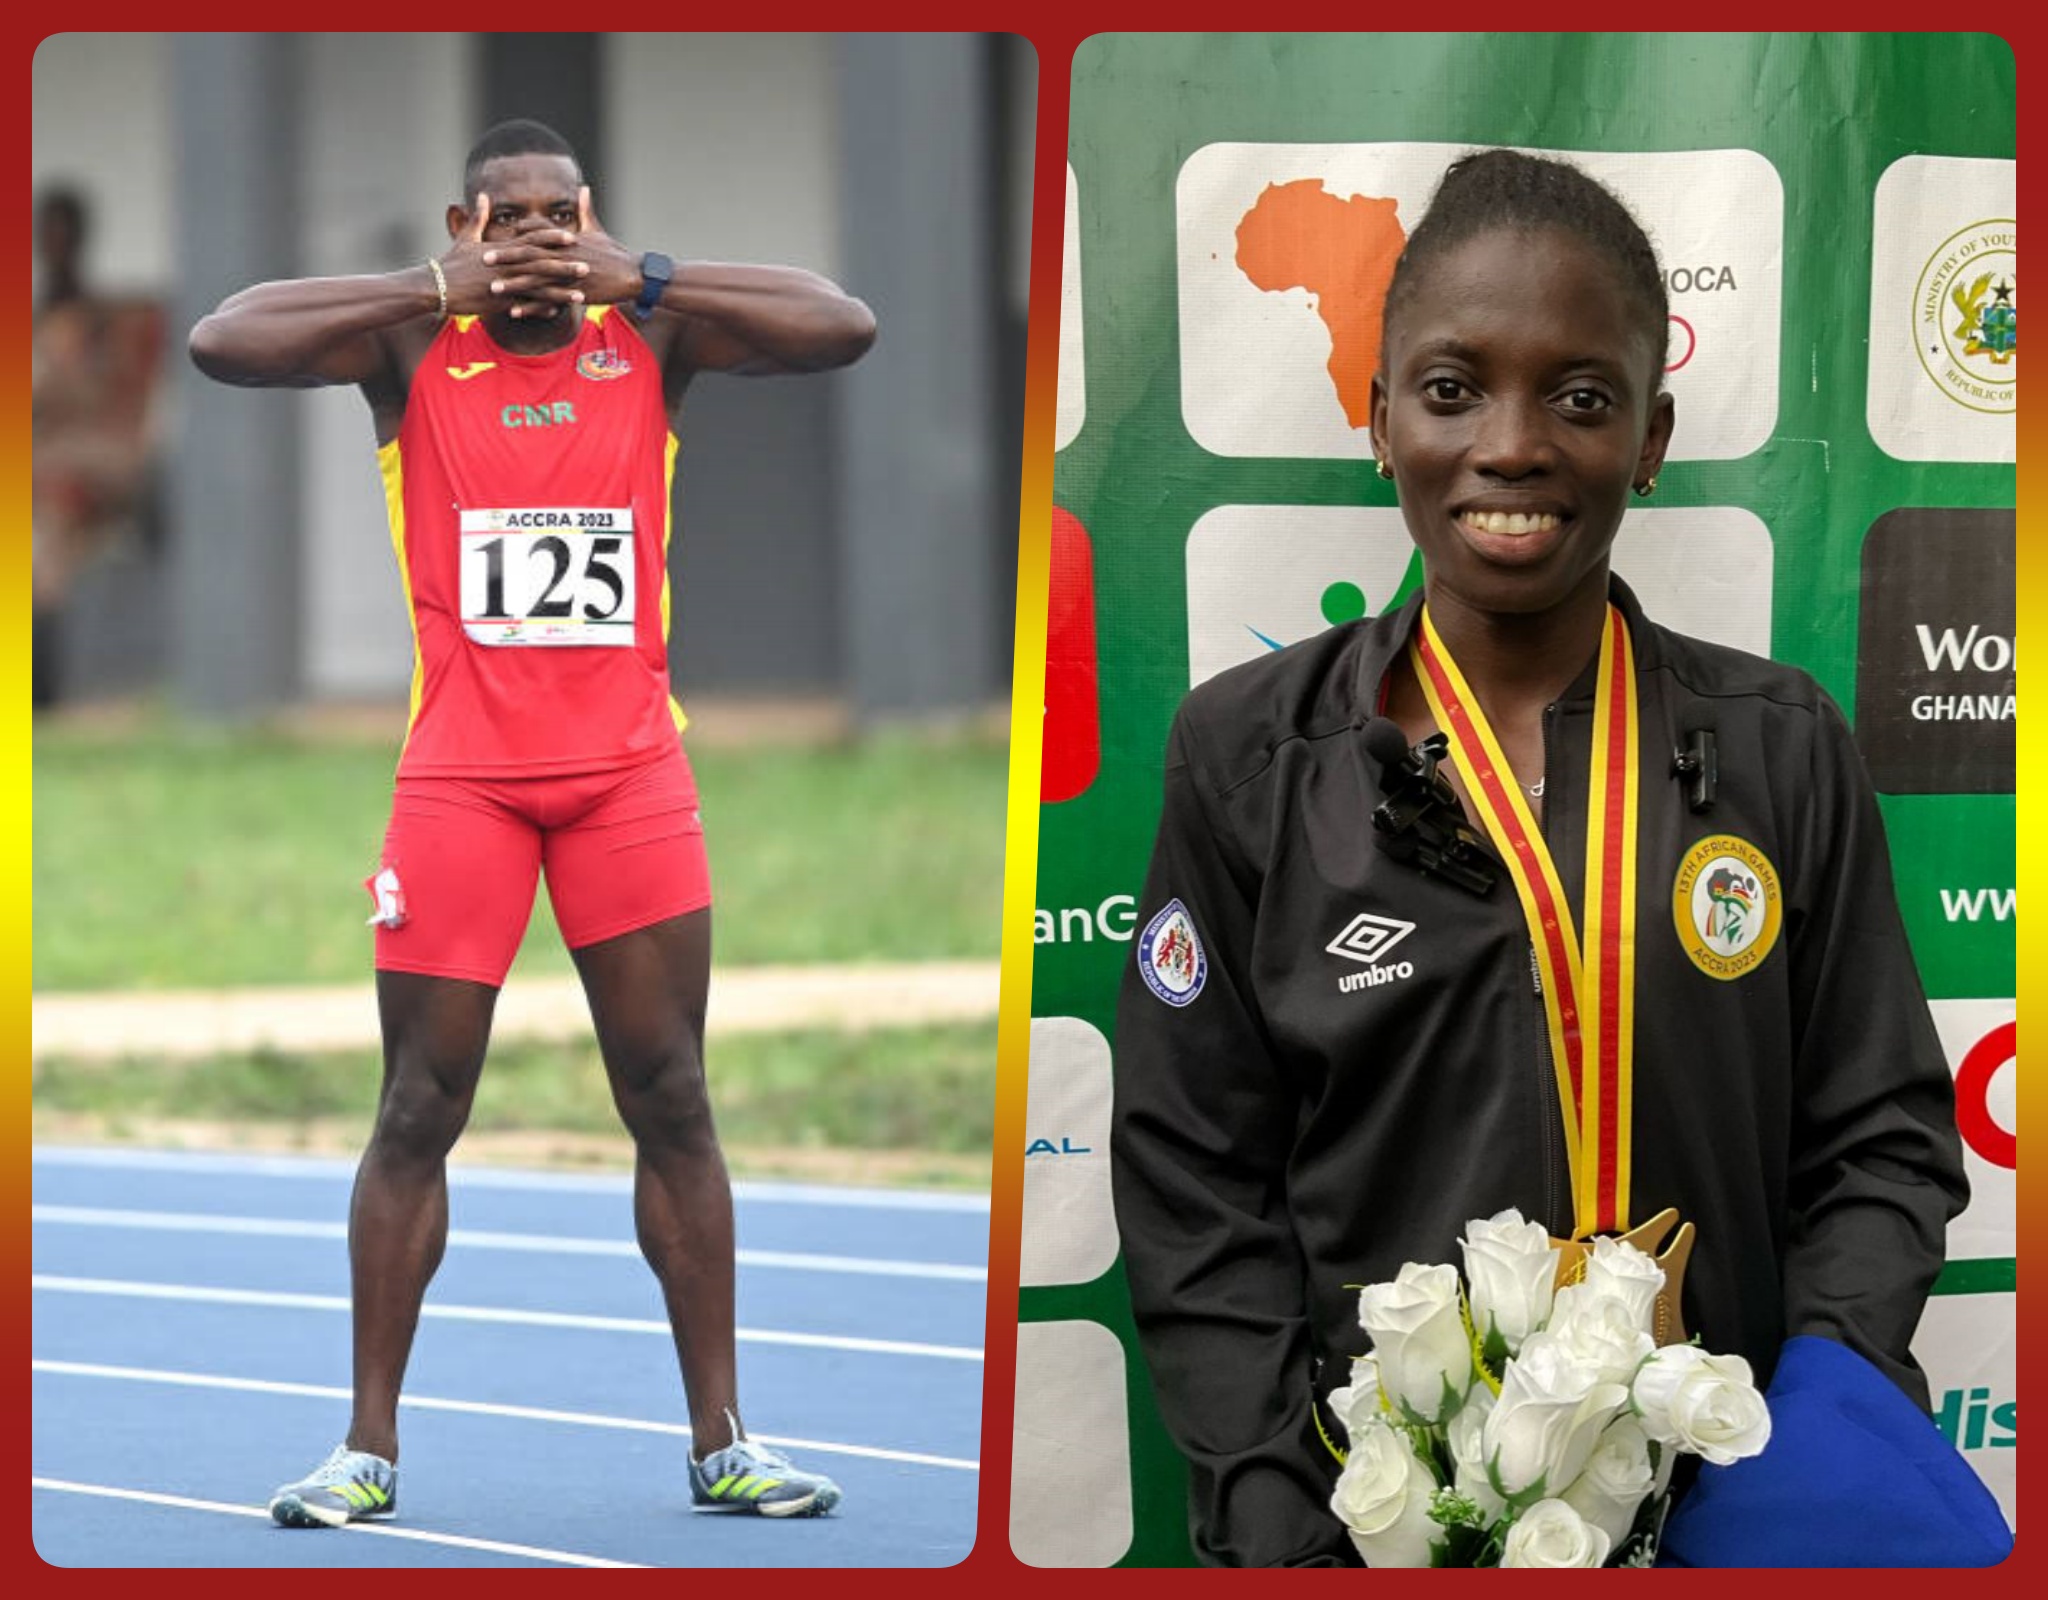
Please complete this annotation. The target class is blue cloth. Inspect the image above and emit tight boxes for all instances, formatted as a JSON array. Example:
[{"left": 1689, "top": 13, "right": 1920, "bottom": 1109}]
[{"left": 1658, "top": 1335, "right": 2012, "bottom": 1567}]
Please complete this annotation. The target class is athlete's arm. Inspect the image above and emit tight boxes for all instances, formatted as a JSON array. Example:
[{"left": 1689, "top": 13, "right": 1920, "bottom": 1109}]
[
  {"left": 1779, "top": 694, "right": 1969, "bottom": 1410},
  {"left": 652, "top": 259, "right": 877, "bottom": 377},
  {"left": 1112, "top": 703, "right": 1352, "bottom": 1568},
  {"left": 187, "top": 194, "right": 521, "bottom": 390},
  {"left": 187, "top": 270, "right": 444, "bottom": 389}
]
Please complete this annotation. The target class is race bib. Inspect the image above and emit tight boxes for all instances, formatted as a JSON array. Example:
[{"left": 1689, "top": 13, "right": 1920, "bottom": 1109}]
[{"left": 459, "top": 507, "right": 636, "bottom": 646}]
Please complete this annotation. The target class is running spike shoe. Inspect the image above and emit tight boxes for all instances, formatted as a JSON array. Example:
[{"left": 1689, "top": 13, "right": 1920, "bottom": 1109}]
[
  {"left": 268, "top": 1444, "right": 399, "bottom": 1528},
  {"left": 689, "top": 1433, "right": 842, "bottom": 1518}
]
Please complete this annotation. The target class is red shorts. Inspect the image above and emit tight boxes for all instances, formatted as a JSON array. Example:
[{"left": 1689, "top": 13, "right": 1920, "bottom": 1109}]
[{"left": 367, "top": 743, "right": 711, "bottom": 986}]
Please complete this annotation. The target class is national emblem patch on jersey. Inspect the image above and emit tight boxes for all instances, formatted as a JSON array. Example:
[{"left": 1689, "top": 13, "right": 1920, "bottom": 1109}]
[
  {"left": 577, "top": 348, "right": 633, "bottom": 381},
  {"left": 1672, "top": 834, "right": 1783, "bottom": 980},
  {"left": 1137, "top": 897, "right": 1207, "bottom": 1006}
]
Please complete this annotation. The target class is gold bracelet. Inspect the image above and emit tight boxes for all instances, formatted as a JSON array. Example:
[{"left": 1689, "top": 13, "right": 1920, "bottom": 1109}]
[{"left": 424, "top": 257, "right": 449, "bottom": 321}]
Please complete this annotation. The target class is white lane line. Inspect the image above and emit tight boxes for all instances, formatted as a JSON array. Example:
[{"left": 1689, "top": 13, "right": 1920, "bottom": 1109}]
[
  {"left": 33, "top": 1360, "right": 979, "bottom": 1472},
  {"left": 31, "top": 1476, "right": 643, "bottom": 1567},
  {"left": 31, "top": 1145, "right": 991, "bottom": 1212},
  {"left": 33, "top": 1205, "right": 986, "bottom": 1283},
  {"left": 32, "top": 1276, "right": 984, "bottom": 1362}
]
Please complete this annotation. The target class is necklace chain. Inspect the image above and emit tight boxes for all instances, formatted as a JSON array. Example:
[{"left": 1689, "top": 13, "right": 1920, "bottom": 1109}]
[{"left": 1448, "top": 752, "right": 1546, "bottom": 799}]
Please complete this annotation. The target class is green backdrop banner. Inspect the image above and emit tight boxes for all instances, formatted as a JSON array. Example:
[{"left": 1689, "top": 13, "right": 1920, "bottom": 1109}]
[{"left": 1021, "top": 32, "right": 2015, "bottom": 1568}]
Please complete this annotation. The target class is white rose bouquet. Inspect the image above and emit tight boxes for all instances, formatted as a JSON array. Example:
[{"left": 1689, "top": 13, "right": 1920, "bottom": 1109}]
[{"left": 1326, "top": 1209, "right": 1771, "bottom": 1567}]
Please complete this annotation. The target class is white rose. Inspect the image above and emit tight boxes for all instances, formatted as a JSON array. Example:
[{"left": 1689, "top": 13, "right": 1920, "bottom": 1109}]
[
  {"left": 1580, "top": 1235, "right": 1665, "bottom": 1336},
  {"left": 1546, "top": 1282, "right": 1656, "bottom": 1387},
  {"left": 1560, "top": 1414, "right": 1656, "bottom": 1550},
  {"left": 1481, "top": 1332, "right": 1630, "bottom": 1503},
  {"left": 1327, "top": 1353, "right": 1385, "bottom": 1443},
  {"left": 1330, "top": 1419, "right": 1444, "bottom": 1569},
  {"left": 1460, "top": 1209, "right": 1558, "bottom": 1357},
  {"left": 1631, "top": 1344, "right": 1772, "bottom": 1465},
  {"left": 1500, "top": 1498, "right": 1612, "bottom": 1567},
  {"left": 1356, "top": 1262, "right": 1475, "bottom": 1426},
  {"left": 1447, "top": 1382, "right": 1506, "bottom": 1524}
]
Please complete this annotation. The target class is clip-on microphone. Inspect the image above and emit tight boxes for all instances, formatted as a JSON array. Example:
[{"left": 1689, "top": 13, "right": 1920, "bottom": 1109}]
[
  {"left": 1365, "top": 718, "right": 1500, "bottom": 896},
  {"left": 1672, "top": 727, "right": 1717, "bottom": 813}
]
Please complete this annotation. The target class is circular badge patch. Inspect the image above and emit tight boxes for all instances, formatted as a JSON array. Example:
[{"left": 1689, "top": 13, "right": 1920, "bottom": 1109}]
[
  {"left": 1137, "top": 897, "right": 1208, "bottom": 1007},
  {"left": 1912, "top": 217, "right": 2016, "bottom": 416},
  {"left": 577, "top": 348, "right": 633, "bottom": 381},
  {"left": 1672, "top": 835, "right": 1783, "bottom": 981}
]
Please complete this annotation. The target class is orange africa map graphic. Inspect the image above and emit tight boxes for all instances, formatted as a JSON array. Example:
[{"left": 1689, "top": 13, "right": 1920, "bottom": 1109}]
[{"left": 1233, "top": 179, "right": 1408, "bottom": 428}]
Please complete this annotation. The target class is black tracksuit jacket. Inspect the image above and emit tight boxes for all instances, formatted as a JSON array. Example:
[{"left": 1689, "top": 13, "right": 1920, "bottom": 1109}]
[{"left": 1110, "top": 577, "right": 1968, "bottom": 1567}]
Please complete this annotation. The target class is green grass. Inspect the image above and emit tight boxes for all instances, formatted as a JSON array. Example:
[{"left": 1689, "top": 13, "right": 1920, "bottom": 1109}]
[
  {"left": 33, "top": 719, "right": 1010, "bottom": 991},
  {"left": 33, "top": 1020, "right": 998, "bottom": 1180}
]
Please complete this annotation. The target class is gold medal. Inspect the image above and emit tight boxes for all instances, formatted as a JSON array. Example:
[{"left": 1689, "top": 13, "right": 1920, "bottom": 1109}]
[{"left": 1551, "top": 1207, "right": 1696, "bottom": 1345}]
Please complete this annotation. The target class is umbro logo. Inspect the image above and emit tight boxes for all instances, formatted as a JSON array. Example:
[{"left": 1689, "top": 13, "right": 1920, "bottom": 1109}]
[
  {"left": 446, "top": 361, "right": 498, "bottom": 381},
  {"left": 1327, "top": 912, "right": 1416, "bottom": 993},
  {"left": 1326, "top": 913, "right": 1414, "bottom": 964}
]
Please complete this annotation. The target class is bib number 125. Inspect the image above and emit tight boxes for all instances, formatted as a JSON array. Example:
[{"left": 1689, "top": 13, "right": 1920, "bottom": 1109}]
[{"left": 459, "top": 508, "right": 637, "bottom": 647}]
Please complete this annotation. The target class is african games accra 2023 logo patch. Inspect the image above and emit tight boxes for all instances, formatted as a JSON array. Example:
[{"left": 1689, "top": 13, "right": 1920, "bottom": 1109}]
[
  {"left": 1672, "top": 835, "right": 1783, "bottom": 981},
  {"left": 1137, "top": 898, "right": 1207, "bottom": 1006}
]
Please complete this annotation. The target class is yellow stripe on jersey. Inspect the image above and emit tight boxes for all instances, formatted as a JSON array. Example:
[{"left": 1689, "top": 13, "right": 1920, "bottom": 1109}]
[
  {"left": 378, "top": 440, "right": 425, "bottom": 756},
  {"left": 663, "top": 428, "right": 687, "bottom": 734}
]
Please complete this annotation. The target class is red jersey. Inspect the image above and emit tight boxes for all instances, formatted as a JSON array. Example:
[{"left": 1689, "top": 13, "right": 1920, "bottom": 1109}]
[{"left": 379, "top": 306, "right": 684, "bottom": 777}]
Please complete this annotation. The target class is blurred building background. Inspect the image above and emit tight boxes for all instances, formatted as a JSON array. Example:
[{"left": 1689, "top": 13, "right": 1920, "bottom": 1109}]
[{"left": 32, "top": 31, "right": 1035, "bottom": 726}]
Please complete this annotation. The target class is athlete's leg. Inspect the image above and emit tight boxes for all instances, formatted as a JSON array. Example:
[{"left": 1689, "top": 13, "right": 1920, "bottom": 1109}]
[
  {"left": 549, "top": 753, "right": 838, "bottom": 1512},
  {"left": 569, "top": 909, "right": 740, "bottom": 1451},
  {"left": 344, "top": 777, "right": 542, "bottom": 1463},
  {"left": 345, "top": 973, "right": 498, "bottom": 1461}
]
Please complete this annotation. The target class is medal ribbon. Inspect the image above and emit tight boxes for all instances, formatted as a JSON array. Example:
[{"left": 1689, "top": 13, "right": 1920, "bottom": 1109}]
[{"left": 1410, "top": 604, "right": 1639, "bottom": 1238}]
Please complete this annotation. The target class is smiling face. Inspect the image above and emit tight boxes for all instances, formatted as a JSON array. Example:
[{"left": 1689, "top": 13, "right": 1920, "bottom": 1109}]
[{"left": 1370, "top": 224, "right": 1674, "bottom": 621}]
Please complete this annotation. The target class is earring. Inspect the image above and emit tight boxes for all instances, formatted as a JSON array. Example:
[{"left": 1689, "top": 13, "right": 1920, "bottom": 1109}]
[
  {"left": 1634, "top": 476, "right": 1658, "bottom": 498},
  {"left": 1375, "top": 457, "right": 1394, "bottom": 481}
]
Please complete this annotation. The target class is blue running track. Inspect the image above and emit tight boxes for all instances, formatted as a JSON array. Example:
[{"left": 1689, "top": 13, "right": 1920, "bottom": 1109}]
[{"left": 32, "top": 1146, "right": 989, "bottom": 1567}]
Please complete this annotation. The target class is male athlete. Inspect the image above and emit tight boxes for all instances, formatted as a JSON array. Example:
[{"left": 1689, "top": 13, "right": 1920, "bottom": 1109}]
[{"left": 189, "top": 119, "right": 875, "bottom": 1526}]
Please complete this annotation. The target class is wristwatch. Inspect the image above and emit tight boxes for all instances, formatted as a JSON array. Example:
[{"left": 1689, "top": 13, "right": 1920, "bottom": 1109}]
[{"left": 633, "top": 252, "right": 674, "bottom": 320}]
